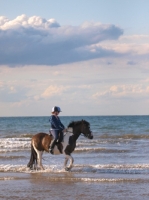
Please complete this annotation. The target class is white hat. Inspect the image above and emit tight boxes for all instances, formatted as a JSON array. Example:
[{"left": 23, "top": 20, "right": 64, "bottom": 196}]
[{"left": 52, "top": 106, "right": 62, "bottom": 112}]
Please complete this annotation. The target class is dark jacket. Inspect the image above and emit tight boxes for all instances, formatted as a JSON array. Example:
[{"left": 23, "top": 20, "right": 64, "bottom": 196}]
[{"left": 49, "top": 115, "right": 65, "bottom": 131}]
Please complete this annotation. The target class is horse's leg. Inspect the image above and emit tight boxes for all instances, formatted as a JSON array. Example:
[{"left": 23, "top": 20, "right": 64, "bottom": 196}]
[
  {"left": 68, "top": 155, "right": 74, "bottom": 170},
  {"left": 64, "top": 156, "right": 69, "bottom": 169},
  {"left": 27, "top": 143, "right": 37, "bottom": 169},
  {"left": 64, "top": 154, "right": 74, "bottom": 171},
  {"left": 33, "top": 143, "right": 44, "bottom": 170},
  {"left": 38, "top": 151, "right": 44, "bottom": 170}
]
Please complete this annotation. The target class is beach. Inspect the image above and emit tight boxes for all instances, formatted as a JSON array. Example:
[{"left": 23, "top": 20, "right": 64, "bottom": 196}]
[
  {"left": 0, "top": 116, "right": 149, "bottom": 199},
  {"left": 1, "top": 172, "right": 149, "bottom": 200}
]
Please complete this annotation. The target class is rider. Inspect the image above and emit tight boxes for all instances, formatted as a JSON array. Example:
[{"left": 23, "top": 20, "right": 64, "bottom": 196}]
[{"left": 49, "top": 106, "right": 66, "bottom": 154}]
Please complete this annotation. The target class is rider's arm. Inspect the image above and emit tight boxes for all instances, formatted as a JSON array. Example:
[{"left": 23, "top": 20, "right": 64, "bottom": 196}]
[{"left": 58, "top": 117, "right": 65, "bottom": 129}]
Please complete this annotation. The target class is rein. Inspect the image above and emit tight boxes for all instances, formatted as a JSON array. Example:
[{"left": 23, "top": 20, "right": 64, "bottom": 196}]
[
  {"left": 66, "top": 126, "right": 88, "bottom": 137},
  {"left": 66, "top": 129, "right": 73, "bottom": 134},
  {"left": 66, "top": 130, "right": 87, "bottom": 138},
  {"left": 65, "top": 125, "right": 73, "bottom": 133}
]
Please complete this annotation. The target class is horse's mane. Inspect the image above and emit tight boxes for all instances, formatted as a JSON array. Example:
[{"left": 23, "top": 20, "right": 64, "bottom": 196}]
[{"left": 68, "top": 120, "right": 90, "bottom": 128}]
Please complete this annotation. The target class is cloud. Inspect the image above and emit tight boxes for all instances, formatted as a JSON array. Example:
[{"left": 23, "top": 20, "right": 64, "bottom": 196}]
[
  {"left": 40, "top": 84, "right": 92, "bottom": 100},
  {"left": 92, "top": 84, "right": 149, "bottom": 101},
  {"left": 0, "top": 15, "right": 123, "bottom": 66},
  {"left": 0, "top": 83, "right": 28, "bottom": 102},
  {"left": 98, "top": 35, "right": 149, "bottom": 64},
  {"left": 41, "top": 85, "right": 67, "bottom": 98},
  {"left": 0, "top": 15, "right": 60, "bottom": 29}
]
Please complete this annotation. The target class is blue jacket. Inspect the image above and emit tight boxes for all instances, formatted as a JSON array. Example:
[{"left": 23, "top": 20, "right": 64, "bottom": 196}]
[{"left": 49, "top": 115, "right": 65, "bottom": 131}]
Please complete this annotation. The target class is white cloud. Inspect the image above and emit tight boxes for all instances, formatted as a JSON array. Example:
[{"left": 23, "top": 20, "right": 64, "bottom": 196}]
[
  {"left": 97, "top": 35, "right": 149, "bottom": 61},
  {"left": 41, "top": 85, "right": 67, "bottom": 98},
  {"left": 0, "top": 14, "right": 60, "bottom": 30},
  {"left": 40, "top": 84, "right": 92, "bottom": 99},
  {"left": 0, "top": 15, "right": 123, "bottom": 66},
  {"left": 0, "top": 16, "right": 8, "bottom": 26},
  {"left": 93, "top": 84, "right": 149, "bottom": 101}
]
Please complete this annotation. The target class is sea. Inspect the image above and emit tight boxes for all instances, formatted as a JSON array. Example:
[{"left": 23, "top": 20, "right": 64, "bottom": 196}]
[{"left": 0, "top": 115, "right": 149, "bottom": 200}]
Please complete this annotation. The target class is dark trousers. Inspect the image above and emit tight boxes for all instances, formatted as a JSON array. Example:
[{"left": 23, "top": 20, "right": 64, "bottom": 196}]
[{"left": 50, "top": 130, "right": 63, "bottom": 143}]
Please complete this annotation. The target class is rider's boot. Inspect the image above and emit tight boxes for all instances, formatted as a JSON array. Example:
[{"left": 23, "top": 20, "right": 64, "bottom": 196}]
[{"left": 49, "top": 140, "right": 56, "bottom": 154}]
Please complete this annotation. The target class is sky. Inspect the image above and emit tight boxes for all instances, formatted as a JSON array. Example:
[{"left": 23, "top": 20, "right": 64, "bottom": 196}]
[{"left": 0, "top": 0, "right": 149, "bottom": 116}]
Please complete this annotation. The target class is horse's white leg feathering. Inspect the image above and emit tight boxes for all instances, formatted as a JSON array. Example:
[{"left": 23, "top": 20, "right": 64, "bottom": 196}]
[
  {"left": 33, "top": 142, "right": 44, "bottom": 170},
  {"left": 64, "top": 154, "right": 74, "bottom": 171},
  {"left": 62, "top": 131, "right": 74, "bottom": 171}
]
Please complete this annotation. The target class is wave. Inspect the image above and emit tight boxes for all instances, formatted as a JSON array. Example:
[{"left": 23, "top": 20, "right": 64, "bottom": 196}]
[
  {"left": 39, "top": 177, "right": 148, "bottom": 183},
  {"left": 2, "top": 133, "right": 34, "bottom": 138},
  {"left": 0, "top": 174, "right": 147, "bottom": 183},
  {"left": 0, "top": 155, "right": 26, "bottom": 160},
  {"left": 20, "top": 134, "right": 34, "bottom": 138},
  {"left": 0, "top": 163, "right": 149, "bottom": 175},
  {"left": 0, "top": 138, "right": 31, "bottom": 151},
  {"left": 0, "top": 177, "right": 15, "bottom": 181},
  {"left": 0, "top": 149, "right": 30, "bottom": 153},
  {"left": 71, "top": 164, "right": 149, "bottom": 175},
  {"left": 99, "top": 133, "right": 149, "bottom": 140},
  {"left": 76, "top": 163, "right": 149, "bottom": 170},
  {"left": 75, "top": 147, "right": 130, "bottom": 153},
  {"left": 0, "top": 138, "right": 129, "bottom": 154},
  {"left": 0, "top": 138, "right": 31, "bottom": 142},
  {"left": 0, "top": 164, "right": 28, "bottom": 172},
  {"left": 76, "top": 136, "right": 149, "bottom": 148},
  {"left": 3, "top": 134, "right": 34, "bottom": 139},
  {"left": 0, "top": 136, "right": 148, "bottom": 154}
]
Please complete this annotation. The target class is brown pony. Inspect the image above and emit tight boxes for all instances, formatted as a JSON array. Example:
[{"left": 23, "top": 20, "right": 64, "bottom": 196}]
[{"left": 27, "top": 120, "right": 93, "bottom": 171}]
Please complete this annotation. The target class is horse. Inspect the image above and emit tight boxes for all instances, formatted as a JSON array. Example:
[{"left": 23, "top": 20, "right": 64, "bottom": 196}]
[{"left": 27, "top": 120, "right": 93, "bottom": 171}]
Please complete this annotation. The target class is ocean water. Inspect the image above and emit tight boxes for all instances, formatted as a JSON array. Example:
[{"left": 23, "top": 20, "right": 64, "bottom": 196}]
[{"left": 0, "top": 116, "right": 149, "bottom": 200}]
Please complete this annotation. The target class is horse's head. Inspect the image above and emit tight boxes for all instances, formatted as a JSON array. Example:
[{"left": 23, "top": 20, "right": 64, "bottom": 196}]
[
  {"left": 81, "top": 120, "right": 93, "bottom": 139},
  {"left": 68, "top": 120, "right": 93, "bottom": 139}
]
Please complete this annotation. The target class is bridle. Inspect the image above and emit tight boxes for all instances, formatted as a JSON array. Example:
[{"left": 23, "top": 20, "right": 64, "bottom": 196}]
[
  {"left": 81, "top": 123, "right": 92, "bottom": 138},
  {"left": 81, "top": 132, "right": 92, "bottom": 138}
]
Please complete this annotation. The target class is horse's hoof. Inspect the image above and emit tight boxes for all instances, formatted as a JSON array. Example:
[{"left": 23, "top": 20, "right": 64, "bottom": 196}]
[{"left": 65, "top": 167, "right": 70, "bottom": 171}]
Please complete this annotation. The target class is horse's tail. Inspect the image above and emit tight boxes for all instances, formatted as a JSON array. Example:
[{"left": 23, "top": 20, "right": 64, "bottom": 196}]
[{"left": 27, "top": 143, "right": 37, "bottom": 169}]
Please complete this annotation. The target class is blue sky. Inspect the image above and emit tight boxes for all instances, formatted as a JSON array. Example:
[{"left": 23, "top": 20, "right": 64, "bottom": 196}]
[
  {"left": 0, "top": 0, "right": 149, "bottom": 116},
  {"left": 1, "top": 0, "right": 149, "bottom": 34}
]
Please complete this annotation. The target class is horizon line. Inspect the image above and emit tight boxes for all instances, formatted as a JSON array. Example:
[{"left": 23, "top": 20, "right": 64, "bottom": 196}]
[{"left": 0, "top": 114, "right": 149, "bottom": 118}]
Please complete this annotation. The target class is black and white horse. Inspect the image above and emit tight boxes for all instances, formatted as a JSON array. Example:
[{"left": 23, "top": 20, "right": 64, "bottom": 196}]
[{"left": 27, "top": 120, "right": 93, "bottom": 171}]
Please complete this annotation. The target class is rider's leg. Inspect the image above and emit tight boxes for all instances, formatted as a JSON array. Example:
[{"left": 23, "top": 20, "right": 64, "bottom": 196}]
[
  {"left": 58, "top": 131, "right": 64, "bottom": 143},
  {"left": 49, "top": 130, "right": 59, "bottom": 154},
  {"left": 49, "top": 139, "right": 57, "bottom": 154},
  {"left": 56, "top": 131, "right": 63, "bottom": 154}
]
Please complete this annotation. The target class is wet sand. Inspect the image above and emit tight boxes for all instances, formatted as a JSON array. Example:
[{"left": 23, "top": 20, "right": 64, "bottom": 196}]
[{"left": 0, "top": 172, "right": 149, "bottom": 200}]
